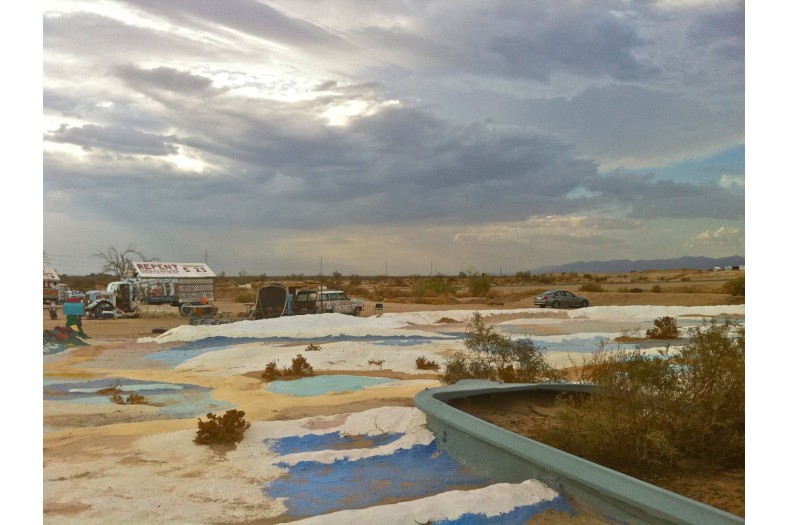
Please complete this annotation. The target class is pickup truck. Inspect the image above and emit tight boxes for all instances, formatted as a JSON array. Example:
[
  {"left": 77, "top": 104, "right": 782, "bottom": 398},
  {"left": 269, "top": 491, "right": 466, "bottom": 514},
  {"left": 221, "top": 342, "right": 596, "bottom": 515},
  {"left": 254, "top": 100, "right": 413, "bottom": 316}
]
[{"left": 292, "top": 289, "right": 364, "bottom": 316}]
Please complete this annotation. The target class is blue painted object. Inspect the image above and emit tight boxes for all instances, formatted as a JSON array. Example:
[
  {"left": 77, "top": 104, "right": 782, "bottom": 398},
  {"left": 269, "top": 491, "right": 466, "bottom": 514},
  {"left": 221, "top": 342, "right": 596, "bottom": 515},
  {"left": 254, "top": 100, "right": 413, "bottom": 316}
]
[
  {"left": 264, "top": 440, "right": 491, "bottom": 518},
  {"left": 265, "top": 431, "right": 405, "bottom": 455}
]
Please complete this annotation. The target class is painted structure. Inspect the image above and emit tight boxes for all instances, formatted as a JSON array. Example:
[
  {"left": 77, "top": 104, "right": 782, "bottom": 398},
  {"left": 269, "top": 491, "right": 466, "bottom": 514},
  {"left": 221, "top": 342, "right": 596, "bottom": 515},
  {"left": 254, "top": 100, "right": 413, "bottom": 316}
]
[{"left": 414, "top": 380, "right": 744, "bottom": 525}]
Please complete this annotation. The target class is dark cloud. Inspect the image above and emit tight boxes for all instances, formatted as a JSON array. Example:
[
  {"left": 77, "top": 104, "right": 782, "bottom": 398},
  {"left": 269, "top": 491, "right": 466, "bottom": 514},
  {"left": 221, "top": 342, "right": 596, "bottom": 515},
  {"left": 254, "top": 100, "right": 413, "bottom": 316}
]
[
  {"left": 586, "top": 172, "right": 744, "bottom": 220},
  {"left": 45, "top": 124, "right": 177, "bottom": 155},
  {"left": 114, "top": 65, "right": 222, "bottom": 96}
]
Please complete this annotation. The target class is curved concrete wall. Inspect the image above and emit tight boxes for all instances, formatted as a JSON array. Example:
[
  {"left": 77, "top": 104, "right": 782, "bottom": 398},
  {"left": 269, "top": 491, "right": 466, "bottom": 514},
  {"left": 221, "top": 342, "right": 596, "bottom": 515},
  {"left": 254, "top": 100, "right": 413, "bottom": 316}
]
[{"left": 414, "top": 380, "right": 744, "bottom": 525}]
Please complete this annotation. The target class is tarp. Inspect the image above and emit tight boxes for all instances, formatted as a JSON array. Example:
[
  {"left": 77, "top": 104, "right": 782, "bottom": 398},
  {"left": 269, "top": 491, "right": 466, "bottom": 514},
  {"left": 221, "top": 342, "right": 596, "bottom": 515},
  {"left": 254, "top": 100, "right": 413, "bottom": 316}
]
[{"left": 132, "top": 262, "right": 216, "bottom": 278}]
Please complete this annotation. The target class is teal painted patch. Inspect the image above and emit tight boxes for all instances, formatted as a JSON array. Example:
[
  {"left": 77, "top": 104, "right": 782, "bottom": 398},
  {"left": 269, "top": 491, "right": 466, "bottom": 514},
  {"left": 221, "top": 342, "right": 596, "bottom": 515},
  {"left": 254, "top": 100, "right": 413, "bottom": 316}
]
[{"left": 267, "top": 375, "right": 394, "bottom": 397}]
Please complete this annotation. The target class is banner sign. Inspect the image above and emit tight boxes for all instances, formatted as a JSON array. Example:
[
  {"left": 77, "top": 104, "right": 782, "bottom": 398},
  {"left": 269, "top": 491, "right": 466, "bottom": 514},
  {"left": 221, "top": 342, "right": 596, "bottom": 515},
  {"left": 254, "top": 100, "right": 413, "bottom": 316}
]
[{"left": 132, "top": 262, "right": 216, "bottom": 278}]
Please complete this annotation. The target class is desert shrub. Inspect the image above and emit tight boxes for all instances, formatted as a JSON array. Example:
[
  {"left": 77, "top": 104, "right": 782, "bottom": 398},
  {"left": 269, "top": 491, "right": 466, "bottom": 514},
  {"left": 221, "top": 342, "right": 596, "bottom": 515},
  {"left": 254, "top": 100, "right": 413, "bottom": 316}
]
[
  {"left": 538, "top": 320, "right": 744, "bottom": 471},
  {"left": 109, "top": 392, "right": 148, "bottom": 405},
  {"left": 262, "top": 361, "right": 280, "bottom": 381},
  {"left": 467, "top": 273, "right": 493, "bottom": 296},
  {"left": 440, "top": 312, "right": 566, "bottom": 384},
  {"left": 284, "top": 354, "right": 314, "bottom": 377},
  {"left": 262, "top": 355, "right": 315, "bottom": 379},
  {"left": 579, "top": 283, "right": 603, "bottom": 292},
  {"left": 234, "top": 290, "right": 255, "bottom": 303},
  {"left": 722, "top": 275, "right": 745, "bottom": 296},
  {"left": 616, "top": 287, "right": 630, "bottom": 293},
  {"left": 536, "top": 274, "right": 556, "bottom": 284},
  {"left": 416, "top": 356, "right": 440, "bottom": 371},
  {"left": 645, "top": 316, "right": 680, "bottom": 339},
  {"left": 100, "top": 380, "right": 148, "bottom": 404},
  {"left": 651, "top": 285, "right": 662, "bottom": 293},
  {"left": 194, "top": 409, "right": 251, "bottom": 445},
  {"left": 305, "top": 343, "right": 322, "bottom": 352},
  {"left": 368, "top": 359, "right": 384, "bottom": 367},
  {"left": 629, "top": 287, "right": 644, "bottom": 293}
]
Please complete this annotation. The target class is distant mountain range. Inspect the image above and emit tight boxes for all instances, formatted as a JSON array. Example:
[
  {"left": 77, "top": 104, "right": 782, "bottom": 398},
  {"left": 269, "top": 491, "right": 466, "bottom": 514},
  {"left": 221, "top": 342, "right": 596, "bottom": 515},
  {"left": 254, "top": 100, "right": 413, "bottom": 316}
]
[{"left": 532, "top": 255, "right": 745, "bottom": 274}]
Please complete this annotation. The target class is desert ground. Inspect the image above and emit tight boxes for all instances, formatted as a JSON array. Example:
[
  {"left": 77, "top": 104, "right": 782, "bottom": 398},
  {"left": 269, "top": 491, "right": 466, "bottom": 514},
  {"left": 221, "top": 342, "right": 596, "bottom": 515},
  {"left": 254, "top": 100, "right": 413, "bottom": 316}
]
[{"left": 41, "top": 271, "right": 745, "bottom": 524}]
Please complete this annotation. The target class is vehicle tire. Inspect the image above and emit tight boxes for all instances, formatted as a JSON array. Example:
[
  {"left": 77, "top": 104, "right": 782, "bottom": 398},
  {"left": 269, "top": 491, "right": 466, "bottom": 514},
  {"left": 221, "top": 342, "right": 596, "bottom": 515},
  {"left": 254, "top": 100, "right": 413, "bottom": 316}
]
[
  {"left": 94, "top": 300, "right": 114, "bottom": 319},
  {"left": 580, "top": 300, "right": 589, "bottom": 308},
  {"left": 353, "top": 307, "right": 362, "bottom": 316},
  {"left": 180, "top": 304, "right": 193, "bottom": 317},
  {"left": 551, "top": 300, "right": 560, "bottom": 309}
]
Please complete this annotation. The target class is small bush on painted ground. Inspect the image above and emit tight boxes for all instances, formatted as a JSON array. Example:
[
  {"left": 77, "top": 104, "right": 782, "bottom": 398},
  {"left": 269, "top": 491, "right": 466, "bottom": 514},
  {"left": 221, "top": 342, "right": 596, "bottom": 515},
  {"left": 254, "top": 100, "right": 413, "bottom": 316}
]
[
  {"left": 262, "top": 354, "right": 315, "bottom": 380},
  {"left": 194, "top": 409, "right": 251, "bottom": 445},
  {"left": 441, "top": 312, "right": 566, "bottom": 384}
]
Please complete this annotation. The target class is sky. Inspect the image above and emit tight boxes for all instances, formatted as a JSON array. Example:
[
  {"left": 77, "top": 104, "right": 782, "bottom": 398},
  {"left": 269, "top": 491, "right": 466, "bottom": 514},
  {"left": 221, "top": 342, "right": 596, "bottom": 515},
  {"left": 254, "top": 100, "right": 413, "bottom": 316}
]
[{"left": 40, "top": 0, "right": 747, "bottom": 277}]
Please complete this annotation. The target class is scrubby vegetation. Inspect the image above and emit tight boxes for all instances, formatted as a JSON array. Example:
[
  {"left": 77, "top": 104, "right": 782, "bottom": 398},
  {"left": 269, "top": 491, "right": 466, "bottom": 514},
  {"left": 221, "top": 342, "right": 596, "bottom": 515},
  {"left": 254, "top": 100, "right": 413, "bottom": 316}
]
[
  {"left": 722, "top": 275, "right": 745, "bottom": 296},
  {"left": 262, "top": 354, "right": 315, "bottom": 380},
  {"left": 194, "top": 409, "right": 251, "bottom": 445},
  {"left": 538, "top": 319, "right": 744, "bottom": 474},
  {"left": 98, "top": 380, "right": 148, "bottom": 405},
  {"left": 466, "top": 272, "right": 494, "bottom": 296},
  {"left": 578, "top": 283, "right": 603, "bottom": 292},
  {"left": 645, "top": 316, "right": 680, "bottom": 339},
  {"left": 441, "top": 313, "right": 566, "bottom": 384},
  {"left": 415, "top": 356, "right": 440, "bottom": 371},
  {"left": 109, "top": 392, "right": 147, "bottom": 405}
]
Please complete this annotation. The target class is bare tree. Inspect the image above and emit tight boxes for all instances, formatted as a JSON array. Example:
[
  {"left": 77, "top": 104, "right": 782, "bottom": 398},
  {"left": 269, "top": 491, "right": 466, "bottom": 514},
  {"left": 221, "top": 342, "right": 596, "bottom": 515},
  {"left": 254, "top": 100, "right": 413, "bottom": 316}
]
[{"left": 94, "top": 245, "right": 155, "bottom": 279}]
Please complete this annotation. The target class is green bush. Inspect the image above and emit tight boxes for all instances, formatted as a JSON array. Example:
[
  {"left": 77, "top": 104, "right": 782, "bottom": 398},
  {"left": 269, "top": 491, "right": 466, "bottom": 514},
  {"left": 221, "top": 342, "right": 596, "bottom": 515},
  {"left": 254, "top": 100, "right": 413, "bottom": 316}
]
[
  {"left": 440, "top": 312, "right": 566, "bottom": 384},
  {"left": 194, "top": 409, "right": 251, "bottom": 445},
  {"left": 538, "top": 320, "right": 744, "bottom": 472},
  {"left": 645, "top": 316, "right": 680, "bottom": 339}
]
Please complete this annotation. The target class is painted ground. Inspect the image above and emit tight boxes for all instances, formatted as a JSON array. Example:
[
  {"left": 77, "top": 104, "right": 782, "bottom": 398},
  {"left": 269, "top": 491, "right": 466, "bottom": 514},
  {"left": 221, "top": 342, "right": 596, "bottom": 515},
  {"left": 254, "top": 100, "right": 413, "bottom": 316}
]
[{"left": 43, "top": 305, "right": 743, "bottom": 524}]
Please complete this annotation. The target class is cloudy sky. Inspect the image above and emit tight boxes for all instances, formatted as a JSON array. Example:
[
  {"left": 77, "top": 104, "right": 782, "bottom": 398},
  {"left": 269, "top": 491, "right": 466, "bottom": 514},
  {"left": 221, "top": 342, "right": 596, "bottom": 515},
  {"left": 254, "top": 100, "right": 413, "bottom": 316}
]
[{"left": 42, "top": 0, "right": 745, "bottom": 277}]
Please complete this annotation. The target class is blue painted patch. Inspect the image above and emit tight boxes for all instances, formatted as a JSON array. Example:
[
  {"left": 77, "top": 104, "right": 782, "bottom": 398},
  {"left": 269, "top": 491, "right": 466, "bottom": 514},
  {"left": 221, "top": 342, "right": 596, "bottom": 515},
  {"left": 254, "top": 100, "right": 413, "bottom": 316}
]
[
  {"left": 43, "top": 377, "right": 232, "bottom": 423},
  {"left": 264, "top": 440, "right": 491, "bottom": 518},
  {"left": 145, "top": 336, "right": 264, "bottom": 365},
  {"left": 435, "top": 497, "right": 575, "bottom": 524},
  {"left": 146, "top": 335, "right": 452, "bottom": 366},
  {"left": 266, "top": 431, "right": 405, "bottom": 455},
  {"left": 267, "top": 375, "right": 395, "bottom": 397}
]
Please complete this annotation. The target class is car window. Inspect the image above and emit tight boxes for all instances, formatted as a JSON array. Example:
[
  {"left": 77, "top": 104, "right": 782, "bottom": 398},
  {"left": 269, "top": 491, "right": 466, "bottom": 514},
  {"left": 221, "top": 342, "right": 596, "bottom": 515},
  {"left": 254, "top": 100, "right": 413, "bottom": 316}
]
[
  {"left": 337, "top": 293, "right": 348, "bottom": 300},
  {"left": 567, "top": 292, "right": 575, "bottom": 297}
]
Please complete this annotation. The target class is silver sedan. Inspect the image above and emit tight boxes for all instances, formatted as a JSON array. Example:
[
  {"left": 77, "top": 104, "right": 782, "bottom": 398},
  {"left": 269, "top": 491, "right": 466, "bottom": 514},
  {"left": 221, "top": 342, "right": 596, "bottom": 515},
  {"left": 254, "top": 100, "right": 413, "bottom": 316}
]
[{"left": 534, "top": 290, "right": 589, "bottom": 309}]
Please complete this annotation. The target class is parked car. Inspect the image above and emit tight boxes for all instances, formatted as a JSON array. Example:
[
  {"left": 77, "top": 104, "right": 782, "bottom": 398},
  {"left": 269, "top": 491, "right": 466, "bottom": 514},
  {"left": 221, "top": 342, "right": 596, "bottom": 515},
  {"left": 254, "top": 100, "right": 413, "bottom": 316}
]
[
  {"left": 534, "top": 290, "right": 589, "bottom": 309},
  {"left": 292, "top": 289, "right": 364, "bottom": 316}
]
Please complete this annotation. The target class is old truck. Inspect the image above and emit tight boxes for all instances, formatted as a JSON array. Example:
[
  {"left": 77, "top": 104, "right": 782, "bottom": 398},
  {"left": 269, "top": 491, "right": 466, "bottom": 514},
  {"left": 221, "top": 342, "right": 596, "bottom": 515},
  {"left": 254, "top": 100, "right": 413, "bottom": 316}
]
[
  {"left": 291, "top": 287, "right": 364, "bottom": 316},
  {"left": 84, "top": 262, "right": 217, "bottom": 319}
]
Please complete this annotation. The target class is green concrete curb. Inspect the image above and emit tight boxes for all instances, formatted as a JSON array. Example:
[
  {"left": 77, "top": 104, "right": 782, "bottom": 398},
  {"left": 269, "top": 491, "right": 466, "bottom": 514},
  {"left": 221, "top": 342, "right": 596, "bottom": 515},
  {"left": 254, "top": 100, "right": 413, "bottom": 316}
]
[{"left": 414, "top": 380, "right": 744, "bottom": 525}]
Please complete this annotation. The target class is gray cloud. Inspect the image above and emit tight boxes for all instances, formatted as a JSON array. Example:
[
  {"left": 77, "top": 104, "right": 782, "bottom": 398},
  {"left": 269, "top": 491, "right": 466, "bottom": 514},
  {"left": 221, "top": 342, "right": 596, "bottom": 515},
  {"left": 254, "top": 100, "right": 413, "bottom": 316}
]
[{"left": 42, "top": 0, "right": 745, "bottom": 275}]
